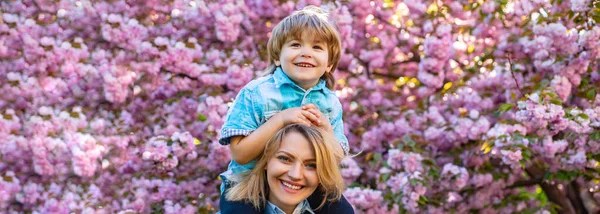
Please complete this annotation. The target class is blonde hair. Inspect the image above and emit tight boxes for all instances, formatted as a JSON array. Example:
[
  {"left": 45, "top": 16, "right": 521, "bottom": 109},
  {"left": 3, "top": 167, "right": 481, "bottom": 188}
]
[
  {"left": 265, "top": 5, "right": 342, "bottom": 90},
  {"left": 225, "top": 124, "right": 345, "bottom": 211}
]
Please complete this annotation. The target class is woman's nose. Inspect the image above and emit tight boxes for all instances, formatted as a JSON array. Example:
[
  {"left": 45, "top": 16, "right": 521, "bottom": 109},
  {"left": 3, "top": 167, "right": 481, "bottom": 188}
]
[{"left": 287, "top": 162, "right": 303, "bottom": 180}]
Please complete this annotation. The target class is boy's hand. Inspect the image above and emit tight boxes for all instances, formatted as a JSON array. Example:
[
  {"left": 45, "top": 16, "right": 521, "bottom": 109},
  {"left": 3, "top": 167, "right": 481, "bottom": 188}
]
[
  {"left": 277, "top": 107, "right": 320, "bottom": 127},
  {"left": 302, "top": 104, "right": 333, "bottom": 133}
]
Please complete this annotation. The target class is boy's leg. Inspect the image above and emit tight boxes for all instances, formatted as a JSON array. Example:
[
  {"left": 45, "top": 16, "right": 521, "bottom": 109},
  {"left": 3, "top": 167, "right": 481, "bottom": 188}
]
[
  {"left": 219, "top": 182, "right": 263, "bottom": 214},
  {"left": 307, "top": 188, "right": 355, "bottom": 214}
]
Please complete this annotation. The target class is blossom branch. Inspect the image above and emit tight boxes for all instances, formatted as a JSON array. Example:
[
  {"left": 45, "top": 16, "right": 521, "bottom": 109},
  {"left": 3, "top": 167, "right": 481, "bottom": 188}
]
[
  {"left": 507, "top": 177, "right": 543, "bottom": 188},
  {"left": 506, "top": 54, "right": 527, "bottom": 99}
]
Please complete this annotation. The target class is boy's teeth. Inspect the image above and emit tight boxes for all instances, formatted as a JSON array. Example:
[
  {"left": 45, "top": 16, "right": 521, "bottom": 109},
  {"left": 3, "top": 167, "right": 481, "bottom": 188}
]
[
  {"left": 296, "top": 63, "right": 313, "bottom": 67},
  {"left": 282, "top": 181, "right": 301, "bottom": 190}
]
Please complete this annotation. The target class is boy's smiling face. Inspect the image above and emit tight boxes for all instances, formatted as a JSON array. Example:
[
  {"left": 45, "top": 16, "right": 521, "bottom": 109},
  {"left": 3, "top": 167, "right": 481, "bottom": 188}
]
[{"left": 276, "top": 31, "right": 333, "bottom": 90}]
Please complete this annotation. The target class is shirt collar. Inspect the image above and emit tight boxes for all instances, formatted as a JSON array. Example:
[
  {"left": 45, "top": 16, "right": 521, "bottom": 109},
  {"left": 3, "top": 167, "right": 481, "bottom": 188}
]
[
  {"left": 273, "top": 66, "right": 326, "bottom": 91},
  {"left": 266, "top": 200, "right": 315, "bottom": 214}
]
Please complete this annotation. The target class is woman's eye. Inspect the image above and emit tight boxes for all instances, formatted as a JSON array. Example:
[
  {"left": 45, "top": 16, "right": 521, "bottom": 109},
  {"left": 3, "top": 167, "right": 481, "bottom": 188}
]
[
  {"left": 277, "top": 156, "right": 291, "bottom": 162},
  {"left": 305, "top": 163, "right": 317, "bottom": 169}
]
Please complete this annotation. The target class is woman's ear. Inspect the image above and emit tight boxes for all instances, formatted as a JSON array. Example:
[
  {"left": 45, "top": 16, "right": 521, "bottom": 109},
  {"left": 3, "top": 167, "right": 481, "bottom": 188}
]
[{"left": 275, "top": 60, "right": 281, "bottom": 66}]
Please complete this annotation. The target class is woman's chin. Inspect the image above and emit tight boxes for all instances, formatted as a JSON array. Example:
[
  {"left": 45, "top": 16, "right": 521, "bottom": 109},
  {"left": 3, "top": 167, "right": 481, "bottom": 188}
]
[{"left": 271, "top": 179, "right": 310, "bottom": 206}]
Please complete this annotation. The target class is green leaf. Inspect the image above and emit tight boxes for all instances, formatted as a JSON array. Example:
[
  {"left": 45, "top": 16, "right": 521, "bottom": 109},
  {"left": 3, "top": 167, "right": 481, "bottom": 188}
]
[
  {"left": 587, "top": 89, "right": 596, "bottom": 101},
  {"left": 593, "top": 14, "right": 600, "bottom": 23},
  {"left": 409, "top": 178, "right": 419, "bottom": 185},
  {"left": 512, "top": 132, "right": 525, "bottom": 140},
  {"left": 593, "top": 8, "right": 600, "bottom": 22},
  {"left": 549, "top": 98, "right": 562, "bottom": 105},
  {"left": 574, "top": 13, "right": 586, "bottom": 24},
  {"left": 545, "top": 91, "right": 558, "bottom": 98},
  {"left": 590, "top": 132, "right": 600, "bottom": 141},
  {"left": 554, "top": 170, "right": 579, "bottom": 181},
  {"left": 422, "top": 159, "right": 435, "bottom": 166},
  {"left": 382, "top": 173, "right": 391, "bottom": 182},
  {"left": 496, "top": 0, "right": 509, "bottom": 6},
  {"left": 578, "top": 113, "right": 589, "bottom": 120},
  {"left": 373, "top": 153, "right": 382, "bottom": 162},
  {"left": 403, "top": 134, "right": 416, "bottom": 148},
  {"left": 499, "top": 103, "right": 514, "bottom": 114},
  {"left": 428, "top": 168, "right": 440, "bottom": 179},
  {"left": 197, "top": 114, "right": 207, "bottom": 122}
]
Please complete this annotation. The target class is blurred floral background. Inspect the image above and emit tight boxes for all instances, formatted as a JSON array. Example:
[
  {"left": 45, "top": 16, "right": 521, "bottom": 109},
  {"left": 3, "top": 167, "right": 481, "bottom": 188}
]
[{"left": 1, "top": 0, "right": 600, "bottom": 213}]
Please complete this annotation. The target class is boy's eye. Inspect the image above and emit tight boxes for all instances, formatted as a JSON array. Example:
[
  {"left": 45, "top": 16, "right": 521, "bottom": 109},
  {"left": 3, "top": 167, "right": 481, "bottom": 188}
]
[
  {"left": 313, "top": 45, "right": 323, "bottom": 50},
  {"left": 290, "top": 43, "right": 301, "bottom": 47}
]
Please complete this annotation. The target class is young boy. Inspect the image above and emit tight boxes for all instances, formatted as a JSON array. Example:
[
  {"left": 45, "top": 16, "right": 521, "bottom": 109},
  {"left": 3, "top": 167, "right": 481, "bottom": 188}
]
[{"left": 218, "top": 5, "right": 353, "bottom": 214}]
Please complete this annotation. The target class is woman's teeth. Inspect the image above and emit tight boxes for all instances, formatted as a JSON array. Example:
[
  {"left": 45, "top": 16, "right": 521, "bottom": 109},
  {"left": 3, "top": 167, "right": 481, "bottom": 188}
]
[{"left": 282, "top": 181, "right": 302, "bottom": 190}]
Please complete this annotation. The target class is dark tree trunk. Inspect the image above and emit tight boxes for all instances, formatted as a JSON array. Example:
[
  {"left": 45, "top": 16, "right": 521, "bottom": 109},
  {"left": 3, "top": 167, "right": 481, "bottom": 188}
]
[
  {"left": 525, "top": 163, "right": 577, "bottom": 214},
  {"left": 566, "top": 181, "right": 588, "bottom": 214}
]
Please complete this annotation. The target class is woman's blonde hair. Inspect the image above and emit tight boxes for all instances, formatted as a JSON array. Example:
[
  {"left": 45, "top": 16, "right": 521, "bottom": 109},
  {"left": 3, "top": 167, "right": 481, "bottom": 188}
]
[
  {"left": 225, "top": 124, "right": 345, "bottom": 211},
  {"left": 265, "top": 5, "right": 342, "bottom": 90}
]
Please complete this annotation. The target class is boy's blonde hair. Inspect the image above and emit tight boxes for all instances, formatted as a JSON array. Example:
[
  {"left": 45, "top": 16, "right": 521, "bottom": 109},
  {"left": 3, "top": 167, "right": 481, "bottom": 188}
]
[
  {"left": 266, "top": 5, "right": 342, "bottom": 90},
  {"left": 225, "top": 124, "right": 345, "bottom": 211}
]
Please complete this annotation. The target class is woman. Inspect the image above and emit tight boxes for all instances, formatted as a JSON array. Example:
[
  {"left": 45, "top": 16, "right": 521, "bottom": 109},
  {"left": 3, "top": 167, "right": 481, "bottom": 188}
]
[{"left": 223, "top": 124, "right": 346, "bottom": 214}]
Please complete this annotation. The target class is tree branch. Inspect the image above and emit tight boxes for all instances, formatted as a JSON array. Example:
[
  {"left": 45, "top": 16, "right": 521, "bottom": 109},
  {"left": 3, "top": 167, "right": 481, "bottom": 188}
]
[
  {"left": 566, "top": 181, "right": 589, "bottom": 214},
  {"left": 507, "top": 178, "right": 543, "bottom": 189},
  {"left": 506, "top": 54, "right": 527, "bottom": 99},
  {"left": 525, "top": 163, "right": 576, "bottom": 214}
]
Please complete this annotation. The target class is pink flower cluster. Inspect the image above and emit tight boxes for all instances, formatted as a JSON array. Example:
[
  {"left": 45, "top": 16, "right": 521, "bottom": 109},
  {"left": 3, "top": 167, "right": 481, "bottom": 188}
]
[{"left": 142, "top": 132, "right": 197, "bottom": 171}]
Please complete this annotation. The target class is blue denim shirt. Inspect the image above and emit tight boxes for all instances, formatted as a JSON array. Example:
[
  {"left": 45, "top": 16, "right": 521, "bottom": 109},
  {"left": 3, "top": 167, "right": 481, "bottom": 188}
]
[
  {"left": 218, "top": 67, "right": 349, "bottom": 192},
  {"left": 266, "top": 200, "right": 314, "bottom": 214},
  {"left": 216, "top": 200, "right": 314, "bottom": 214}
]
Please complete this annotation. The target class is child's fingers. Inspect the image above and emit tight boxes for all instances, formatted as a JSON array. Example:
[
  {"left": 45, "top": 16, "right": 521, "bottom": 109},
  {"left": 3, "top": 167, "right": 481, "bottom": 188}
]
[
  {"left": 302, "top": 104, "right": 318, "bottom": 111},
  {"left": 305, "top": 109, "right": 324, "bottom": 122},
  {"left": 301, "top": 110, "right": 321, "bottom": 125},
  {"left": 298, "top": 115, "right": 313, "bottom": 126}
]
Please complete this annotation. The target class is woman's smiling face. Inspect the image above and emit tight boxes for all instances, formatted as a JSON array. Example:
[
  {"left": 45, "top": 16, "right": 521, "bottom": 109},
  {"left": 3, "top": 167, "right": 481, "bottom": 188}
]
[{"left": 266, "top": 131, "right": 319, "bottom": 213}]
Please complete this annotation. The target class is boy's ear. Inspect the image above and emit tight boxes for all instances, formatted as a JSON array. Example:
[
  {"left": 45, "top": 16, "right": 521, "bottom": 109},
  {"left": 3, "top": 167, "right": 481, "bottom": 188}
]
[
  {"left": 326, "top": 64, "right": 333, "bottom": 73},
  {"left": 275, "top": 60, "right": 281, "bottom": 66}
]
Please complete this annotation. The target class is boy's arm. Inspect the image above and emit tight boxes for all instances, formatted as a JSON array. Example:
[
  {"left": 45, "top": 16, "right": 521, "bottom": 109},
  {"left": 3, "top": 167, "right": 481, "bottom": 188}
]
[
  {"left": 330, "top": 108, "right": 349, "bottom": 155},
  {"left": 302, "top": 104, "right": 348, "bottom": 155},
  {"left": 230, "top": 107, "right": 319, "bottom": 164}
]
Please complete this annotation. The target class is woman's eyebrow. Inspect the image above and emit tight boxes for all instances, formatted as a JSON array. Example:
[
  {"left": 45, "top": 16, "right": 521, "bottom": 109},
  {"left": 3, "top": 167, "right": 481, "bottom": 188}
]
[
  {"left": 277, "top": 151, "right": 315, "bottom": 162},
  {"left": 277, "top": 150, "right": 295, "bottom": 158},
  {"left": 303, "top": 159, "right": 316, "bottom": 163}
]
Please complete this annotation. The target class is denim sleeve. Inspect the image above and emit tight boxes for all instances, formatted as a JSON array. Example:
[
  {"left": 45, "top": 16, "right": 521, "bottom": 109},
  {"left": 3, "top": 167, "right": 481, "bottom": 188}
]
[
  {"left": 331, "top": 101, "right": 349, "bottom": 155},
  {"left": 219, "top": 88, "right": 261, "bottom": 145}
]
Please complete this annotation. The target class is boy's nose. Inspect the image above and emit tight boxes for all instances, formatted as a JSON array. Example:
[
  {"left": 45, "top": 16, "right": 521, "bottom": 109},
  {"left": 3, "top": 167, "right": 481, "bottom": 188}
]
[{"left": 300, "top": 47, "right": 312, "bottom": 58}]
